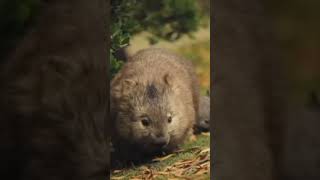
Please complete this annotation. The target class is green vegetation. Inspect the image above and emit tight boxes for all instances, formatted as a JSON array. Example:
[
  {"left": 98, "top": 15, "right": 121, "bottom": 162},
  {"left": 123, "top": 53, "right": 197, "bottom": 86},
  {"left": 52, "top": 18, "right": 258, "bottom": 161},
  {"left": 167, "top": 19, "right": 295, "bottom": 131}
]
[
  {"left": 127, "top": 29, "right": 211, "bottom": 94},
  {"left": 111, "top": 0, "right": 203, "bottom": 77}
]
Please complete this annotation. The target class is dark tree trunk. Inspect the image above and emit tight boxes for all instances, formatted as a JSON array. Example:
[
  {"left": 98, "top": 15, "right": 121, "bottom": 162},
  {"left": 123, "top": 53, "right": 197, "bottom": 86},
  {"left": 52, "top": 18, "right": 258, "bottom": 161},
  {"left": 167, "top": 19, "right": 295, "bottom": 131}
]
[
  {"left": 212, "top": 0, "right": 278, "bottom": 179},
  {"left": 0, "top": 0, "right": 109, "bottom": 179},
  {"left": 213, "top": 0, "right": 320, "bottom": 180}
]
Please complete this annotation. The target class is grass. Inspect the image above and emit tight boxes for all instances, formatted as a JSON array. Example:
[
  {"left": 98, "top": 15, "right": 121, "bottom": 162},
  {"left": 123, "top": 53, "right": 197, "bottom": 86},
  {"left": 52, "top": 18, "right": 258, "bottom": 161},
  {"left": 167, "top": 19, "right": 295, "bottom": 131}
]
[{"left": 111, "top": 133, "right": 210, "bottom": 180}]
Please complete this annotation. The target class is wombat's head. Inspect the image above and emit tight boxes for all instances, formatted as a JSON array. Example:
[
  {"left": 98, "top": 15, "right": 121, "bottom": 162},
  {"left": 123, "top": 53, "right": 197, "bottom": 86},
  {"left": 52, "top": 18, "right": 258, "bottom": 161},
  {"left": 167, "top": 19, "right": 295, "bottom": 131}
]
[
  {"left": 111, "top": 74, "right": 176, "bottom": 153},
  {"left": 195, "top": 96, "right": 210, "bottom": 132}
]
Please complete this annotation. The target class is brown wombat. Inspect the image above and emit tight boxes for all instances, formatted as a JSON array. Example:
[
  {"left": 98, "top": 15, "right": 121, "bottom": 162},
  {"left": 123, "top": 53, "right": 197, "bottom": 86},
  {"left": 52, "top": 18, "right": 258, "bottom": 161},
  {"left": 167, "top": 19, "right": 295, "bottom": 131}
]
[
  {"left": 194, "top": 95, "right": 210, "bottom": 134},
  {"left": 110, "top": 48, "right": 200, "bottom": 160}
]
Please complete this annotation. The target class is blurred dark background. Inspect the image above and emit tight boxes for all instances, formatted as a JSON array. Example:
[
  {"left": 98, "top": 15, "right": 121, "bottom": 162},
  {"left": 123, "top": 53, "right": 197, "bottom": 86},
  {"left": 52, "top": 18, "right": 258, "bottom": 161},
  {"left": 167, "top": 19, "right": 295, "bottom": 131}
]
[{"left": 213, "top": 0, "right": 320, "bottom": 180}]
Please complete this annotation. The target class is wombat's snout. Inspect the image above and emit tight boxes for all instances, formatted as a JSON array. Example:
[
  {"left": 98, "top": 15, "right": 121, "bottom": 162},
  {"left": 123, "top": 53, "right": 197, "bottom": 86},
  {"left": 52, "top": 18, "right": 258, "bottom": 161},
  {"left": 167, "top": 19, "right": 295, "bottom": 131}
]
[
  {"left": 152, "top": 135, "right": 170, "bottom": 148},
  {"left": 199, "top": 119, "right": 210, "bottom": 131}
]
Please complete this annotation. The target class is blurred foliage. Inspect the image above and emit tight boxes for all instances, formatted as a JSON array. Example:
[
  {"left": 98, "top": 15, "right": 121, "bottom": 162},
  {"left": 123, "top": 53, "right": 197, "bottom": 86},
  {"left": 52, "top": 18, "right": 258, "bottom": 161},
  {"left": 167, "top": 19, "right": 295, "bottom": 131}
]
[
  {"left": 111, "top": 0, "right": 202, "bottom": 77},
  {"left": 0, "top": 0, "right": 204, "bottom": 79},
  {"left": 197, "top": 0, "right": 210, "bottom": 16},
  {"left": 0, "top": 0, "right": 41, "bottom": 61},
  {"left": 177, "top": 40, "right": 210, "bottom": 95},
  {"left": 268, "top": 0, "right": 320, "bottom": 102}
]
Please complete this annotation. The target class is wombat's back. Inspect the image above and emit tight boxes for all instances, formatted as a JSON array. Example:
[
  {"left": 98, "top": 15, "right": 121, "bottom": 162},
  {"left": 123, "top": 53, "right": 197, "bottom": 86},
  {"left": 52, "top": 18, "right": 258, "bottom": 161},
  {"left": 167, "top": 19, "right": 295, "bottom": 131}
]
[{"left": 113, "top": 47, "right": 199, "bottom": 117}]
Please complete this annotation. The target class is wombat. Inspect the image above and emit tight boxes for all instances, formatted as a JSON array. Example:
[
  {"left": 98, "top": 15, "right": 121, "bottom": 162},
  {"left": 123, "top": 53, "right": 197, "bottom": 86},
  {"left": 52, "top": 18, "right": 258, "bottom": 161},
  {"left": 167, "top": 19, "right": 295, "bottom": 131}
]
[
  {"left": 194, "top": 95, "right": 210, "bottom": 134},
  {"left": 110, "top": 48, "right": 200, "bottom": 161}
]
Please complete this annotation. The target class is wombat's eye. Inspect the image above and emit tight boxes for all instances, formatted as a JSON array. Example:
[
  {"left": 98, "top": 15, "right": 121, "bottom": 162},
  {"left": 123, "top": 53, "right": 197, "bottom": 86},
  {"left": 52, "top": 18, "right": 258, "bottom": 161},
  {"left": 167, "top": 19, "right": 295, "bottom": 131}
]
[
  {"left": 141, "top": 117, "right": 150, "bottom": 127},
  {"left": 168, "top": 116, "right": 172, "bottom": 123}
]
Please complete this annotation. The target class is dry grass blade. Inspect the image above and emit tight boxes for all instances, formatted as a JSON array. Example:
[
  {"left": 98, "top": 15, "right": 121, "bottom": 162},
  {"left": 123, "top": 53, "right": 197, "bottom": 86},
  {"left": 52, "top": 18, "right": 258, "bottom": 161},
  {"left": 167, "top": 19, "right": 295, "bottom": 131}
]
[
  {"left": 165, "top": 146, "right": 210, "bottom": 178},
  {"left": 112, "top": 170, "right": 123, "bottom": 174},
  {"left": 152, "top": 154, "right": 175, "bottom": 162},
  {"left": 198, "top": 147, "right": 210, "bottom": 154},
  {"left": 202, "top": 132, "right": 210, "bottom": 136},
  {"left": 172, "top": 146, "right": 202, "bottom": 153},
  {"left": 110, "top": 176, "right": 125, "bottom": 180}
]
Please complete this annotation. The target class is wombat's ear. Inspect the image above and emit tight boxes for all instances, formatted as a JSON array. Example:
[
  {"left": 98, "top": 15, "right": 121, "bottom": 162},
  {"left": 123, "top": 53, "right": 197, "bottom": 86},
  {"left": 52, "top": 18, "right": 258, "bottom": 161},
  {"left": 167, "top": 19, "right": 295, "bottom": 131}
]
[
  {"left": 112, "top": 79, "right": 137, "bottom": 98},
  {"left": 121, "top": 79, "right": 137, "bottom": 96},
  {"left": 122, "top": 79, "right": 137, "bottom": 88},
  {"left": 163, "top": 73, "right": 173, "bottom": 87}
]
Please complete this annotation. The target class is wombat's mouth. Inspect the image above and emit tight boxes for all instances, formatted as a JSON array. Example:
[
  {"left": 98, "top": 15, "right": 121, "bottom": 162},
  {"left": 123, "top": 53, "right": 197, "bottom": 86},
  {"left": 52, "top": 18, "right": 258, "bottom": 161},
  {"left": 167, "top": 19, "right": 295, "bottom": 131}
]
[
  {"left": 139, "top": 139, "right": 170, "bottom": 154},
  {"left": 200, "top": 127, "right": 210, "bottom": 132},
  {"left": 194, "top": 125, "right": 210, "bottom": 134},
  {"left": 141, "top": 146, "right": 168, "bottom": 156},
  {"left": 198, "top": 121, "right": 210, "bottom": 131}
]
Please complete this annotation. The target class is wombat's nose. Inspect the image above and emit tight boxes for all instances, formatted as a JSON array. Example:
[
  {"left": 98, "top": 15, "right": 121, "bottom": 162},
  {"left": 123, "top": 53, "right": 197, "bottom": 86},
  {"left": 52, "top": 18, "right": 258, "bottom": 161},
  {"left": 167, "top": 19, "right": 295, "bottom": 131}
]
[
  {"left": 200, "top": 120, "right": 210, "bottom": 131},
  {"left": 153, "top": 136, "right": 169, "bottom": 148}
]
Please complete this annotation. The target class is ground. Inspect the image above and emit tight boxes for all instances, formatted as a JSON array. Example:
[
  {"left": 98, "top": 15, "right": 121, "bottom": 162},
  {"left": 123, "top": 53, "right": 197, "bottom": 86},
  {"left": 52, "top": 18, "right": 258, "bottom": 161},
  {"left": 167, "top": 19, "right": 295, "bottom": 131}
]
[{"left": 111, "top": 133, "right": 210, "bottom": 180}]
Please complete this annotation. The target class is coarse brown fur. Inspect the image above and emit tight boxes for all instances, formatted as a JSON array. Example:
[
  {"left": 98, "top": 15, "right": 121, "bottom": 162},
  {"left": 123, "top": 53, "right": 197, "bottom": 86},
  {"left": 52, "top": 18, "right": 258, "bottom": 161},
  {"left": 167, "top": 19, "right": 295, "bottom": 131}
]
[
  {"left": 110, "top": 48, "right": 200, "bottom": 162},
  {"left": 194, "top": 95, "right": 210, "bottom": 134}
]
